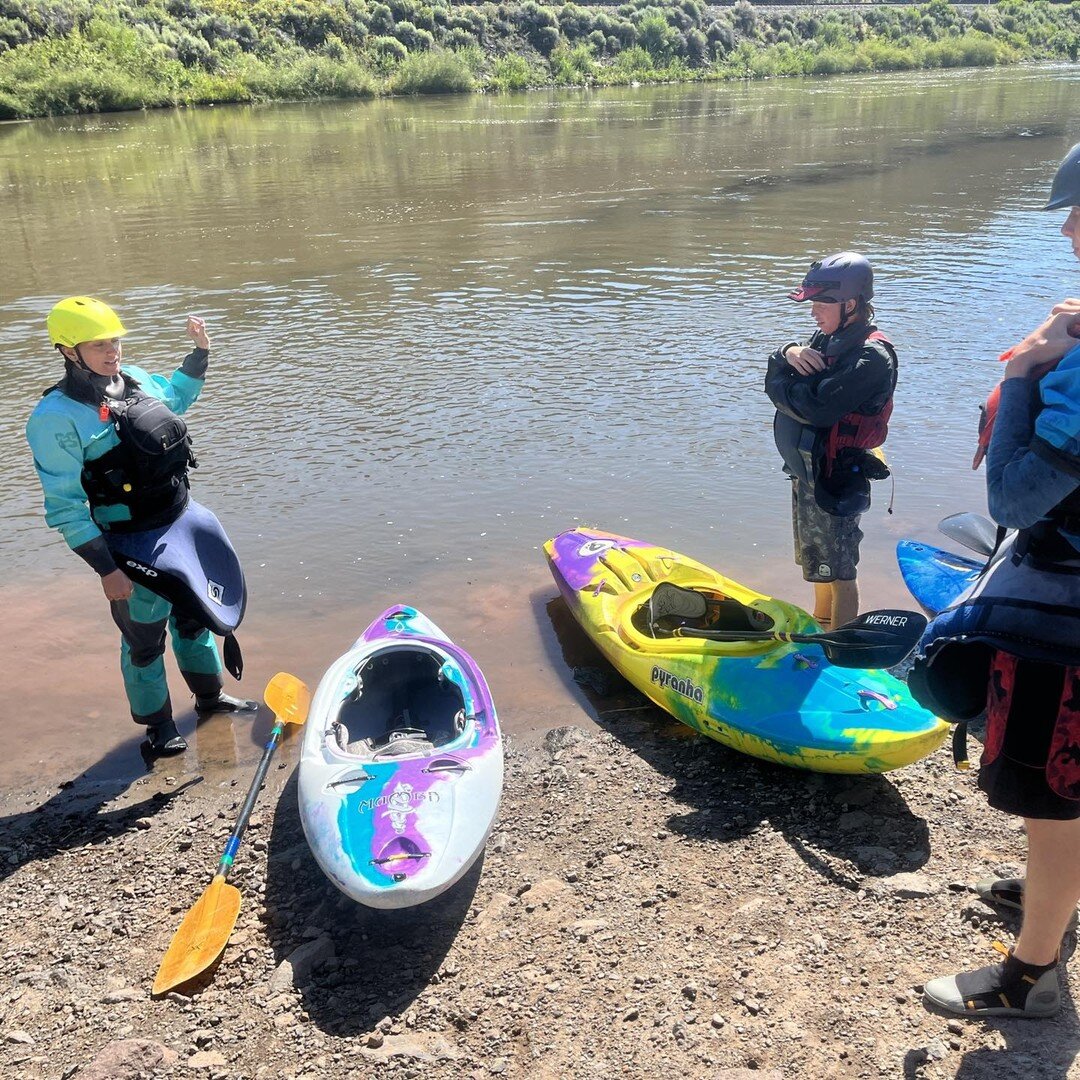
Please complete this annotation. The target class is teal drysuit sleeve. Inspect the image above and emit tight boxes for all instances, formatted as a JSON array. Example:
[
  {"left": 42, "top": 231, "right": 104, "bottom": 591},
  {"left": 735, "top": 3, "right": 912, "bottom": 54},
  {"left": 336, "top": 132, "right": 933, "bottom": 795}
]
[{"left": 25, "top": 407, "right": 105, "bottom": 556}]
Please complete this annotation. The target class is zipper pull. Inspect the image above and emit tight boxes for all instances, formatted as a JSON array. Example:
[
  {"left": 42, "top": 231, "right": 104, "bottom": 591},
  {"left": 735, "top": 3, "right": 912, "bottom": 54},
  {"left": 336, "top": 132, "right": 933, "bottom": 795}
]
[{"left": 98, "top": 401, "right": 110, "bottom": 421}]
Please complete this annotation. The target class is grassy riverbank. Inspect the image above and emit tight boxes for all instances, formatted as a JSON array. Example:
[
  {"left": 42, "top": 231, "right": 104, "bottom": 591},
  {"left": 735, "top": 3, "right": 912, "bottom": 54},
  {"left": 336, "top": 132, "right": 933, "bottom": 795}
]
[{"left": 0, "top": 0, "right": 1077, "bottom": 119}]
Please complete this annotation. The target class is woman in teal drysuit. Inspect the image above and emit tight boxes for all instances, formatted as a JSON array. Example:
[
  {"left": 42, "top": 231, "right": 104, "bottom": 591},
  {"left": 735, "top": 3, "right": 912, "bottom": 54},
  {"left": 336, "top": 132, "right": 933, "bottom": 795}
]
[{"left": 26, "top": 297, "right": 254, "bottom": 754}]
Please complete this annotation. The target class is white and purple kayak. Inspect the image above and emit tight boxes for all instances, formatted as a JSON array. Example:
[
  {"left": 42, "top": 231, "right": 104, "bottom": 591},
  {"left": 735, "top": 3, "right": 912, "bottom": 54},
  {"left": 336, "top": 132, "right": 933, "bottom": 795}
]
[{"left": 298, "top": 606, "right": 502, "bottom": 909}]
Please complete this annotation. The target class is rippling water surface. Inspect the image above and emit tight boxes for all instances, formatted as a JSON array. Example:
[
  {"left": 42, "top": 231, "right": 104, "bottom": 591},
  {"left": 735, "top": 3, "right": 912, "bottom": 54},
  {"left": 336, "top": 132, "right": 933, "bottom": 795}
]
[{"left": 2, "top": 67, "right": 1078, "bottom": 789}]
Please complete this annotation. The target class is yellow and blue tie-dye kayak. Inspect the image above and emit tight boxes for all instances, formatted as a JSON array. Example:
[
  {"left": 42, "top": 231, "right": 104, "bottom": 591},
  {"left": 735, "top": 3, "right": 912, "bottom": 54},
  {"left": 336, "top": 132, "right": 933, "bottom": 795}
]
[{"left": 545, "top": 528, "right": 947, "bottom": 774}]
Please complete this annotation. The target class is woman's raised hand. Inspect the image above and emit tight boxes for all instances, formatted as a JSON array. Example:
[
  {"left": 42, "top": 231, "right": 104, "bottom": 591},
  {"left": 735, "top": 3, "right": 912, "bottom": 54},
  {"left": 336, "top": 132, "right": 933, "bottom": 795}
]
[{"left": 186, "top": 315, "right": 211, "bottom": 351}]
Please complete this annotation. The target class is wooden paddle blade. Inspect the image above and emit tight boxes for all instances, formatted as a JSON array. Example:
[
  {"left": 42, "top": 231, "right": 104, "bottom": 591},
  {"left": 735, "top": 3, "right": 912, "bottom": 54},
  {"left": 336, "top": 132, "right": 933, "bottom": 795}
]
[
  {"left": 152, "top": 875, "right": 242, "bottom": 996},
  {"left": 263, "top": 672, "right": 311, "bottom": 726}
]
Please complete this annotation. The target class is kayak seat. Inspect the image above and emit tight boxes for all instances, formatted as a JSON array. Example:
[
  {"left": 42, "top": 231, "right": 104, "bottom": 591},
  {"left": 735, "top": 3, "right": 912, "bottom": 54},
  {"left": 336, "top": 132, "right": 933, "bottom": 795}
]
[
  {"left": 641, "top": 582, "right": 775, "bottom": 637},
  {"left": 333, "top": 646, "right": 466, "bottom": 756}
]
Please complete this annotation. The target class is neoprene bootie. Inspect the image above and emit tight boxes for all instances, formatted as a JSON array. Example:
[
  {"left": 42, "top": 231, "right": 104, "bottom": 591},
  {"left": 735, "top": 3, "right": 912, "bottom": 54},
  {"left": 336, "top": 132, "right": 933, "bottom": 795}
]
[
  {"left": 195, "top": 692, "right": 259, "bottom": 715},
  {"left": 145, "top": 719, "right": 188, "bottom": 754}
]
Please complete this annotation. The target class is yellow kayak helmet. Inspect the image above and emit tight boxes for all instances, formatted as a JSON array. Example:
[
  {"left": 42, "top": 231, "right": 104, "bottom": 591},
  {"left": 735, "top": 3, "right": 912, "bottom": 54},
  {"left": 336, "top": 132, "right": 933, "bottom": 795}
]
[{"left": 47, "top": 296, "right": 127, "bottom": 348}]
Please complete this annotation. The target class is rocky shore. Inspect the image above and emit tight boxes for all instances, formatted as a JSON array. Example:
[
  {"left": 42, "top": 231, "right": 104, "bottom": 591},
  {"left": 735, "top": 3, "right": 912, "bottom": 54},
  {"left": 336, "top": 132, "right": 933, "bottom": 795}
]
[{"left": 2, "top": 703, "right": 1078, "bottom": 1079}]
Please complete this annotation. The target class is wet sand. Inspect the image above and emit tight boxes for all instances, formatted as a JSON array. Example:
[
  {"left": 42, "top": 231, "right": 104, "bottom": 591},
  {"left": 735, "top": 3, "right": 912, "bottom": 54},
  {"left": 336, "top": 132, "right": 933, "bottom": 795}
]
[{"left": 2, "top": 532, "right": 918, "bottom": 800}]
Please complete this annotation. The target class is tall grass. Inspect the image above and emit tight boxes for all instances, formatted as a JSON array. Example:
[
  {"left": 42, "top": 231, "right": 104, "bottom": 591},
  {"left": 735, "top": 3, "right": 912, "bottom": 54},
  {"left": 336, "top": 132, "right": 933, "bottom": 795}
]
[{"left": 390, "top": 48, "right": 474, "bottom": 94}]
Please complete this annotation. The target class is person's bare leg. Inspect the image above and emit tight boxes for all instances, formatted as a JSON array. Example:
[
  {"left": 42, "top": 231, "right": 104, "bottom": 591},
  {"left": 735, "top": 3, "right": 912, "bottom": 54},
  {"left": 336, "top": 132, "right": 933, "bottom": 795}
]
[
  {"left": 1014, "top": 816, "right": 1080, "bottom": 965},
  {"left": 832, "top": 578, "right": 859, "bottom": 628},
  {"left": 812, "top": 583, "right": 832, "bottom": 628}
]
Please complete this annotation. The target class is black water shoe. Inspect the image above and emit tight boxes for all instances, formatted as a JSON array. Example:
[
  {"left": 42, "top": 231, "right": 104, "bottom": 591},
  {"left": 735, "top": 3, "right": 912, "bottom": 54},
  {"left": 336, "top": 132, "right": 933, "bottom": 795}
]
[
  {"left": 195, "top": 692, "right": 259, "bottom": 715},
  {"left": 146, "top": 720, "right": 188, "bottom": 755},
  {"left": 923, "top": 942, "right": 1060, "bottom": 1018},
  {"left": 975, "top": 877, "right": 1025, "bottom": 912}
]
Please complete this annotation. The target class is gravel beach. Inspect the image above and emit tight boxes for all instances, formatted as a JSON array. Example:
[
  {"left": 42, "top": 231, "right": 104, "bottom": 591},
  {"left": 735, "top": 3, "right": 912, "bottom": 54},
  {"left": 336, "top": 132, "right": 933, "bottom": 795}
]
[{"left": 3, "top": 684, "right": 1079, "bottom": 1080}]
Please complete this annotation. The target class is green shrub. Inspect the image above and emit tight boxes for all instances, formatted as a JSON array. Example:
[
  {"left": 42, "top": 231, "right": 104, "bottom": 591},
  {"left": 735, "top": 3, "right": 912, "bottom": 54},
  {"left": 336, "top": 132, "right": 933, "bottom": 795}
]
[
  {"left": 558, "top": 3, "right": 593, "bottom": 40},
  {"left": 685, "top": 26, "right": 706, "bottom": 64},
  {"left": 394, "top": 21, "right": 433, "bottom": 50},
  {"left": 637, "top": 10, "right": 682, "bottom": 62},
  {"left": 532, "top": 24, "right": 559, "bottom": 55},
  {"left": 390, "top": 46, "right": 473, "bottom": 92},
  {"left": 489, "top": 51, "right": 538, "bottom": 90},
  {"left": 369, "top": 33, "right": 407, "bottom": 61},
  {"left": 369, "top": 4, "right": 395, "bottom": 35},
  {"left": 732, "top": 0, "right": 757, "bottom": 36},
  {"left": 550, "top": 40, "right": 595, "bottom": 83},
  {"left": 706, "top": 20, "right": 734, "bottom": 57},
  {"left": 443, "top": 27, "right": 477, "bottom": 50},
  {"left": 610, "top": 43, "right": 654, "bottom": 76}
]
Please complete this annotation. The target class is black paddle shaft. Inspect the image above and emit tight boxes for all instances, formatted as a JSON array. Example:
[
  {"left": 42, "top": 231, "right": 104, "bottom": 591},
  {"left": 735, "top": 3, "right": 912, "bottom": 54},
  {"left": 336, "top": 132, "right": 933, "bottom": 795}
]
[
  {"left": 675, "top": 610, "right": 927, "bottom": 670},
  {"left": 216, "top": 719, "right": 285, "bottom": 881}
]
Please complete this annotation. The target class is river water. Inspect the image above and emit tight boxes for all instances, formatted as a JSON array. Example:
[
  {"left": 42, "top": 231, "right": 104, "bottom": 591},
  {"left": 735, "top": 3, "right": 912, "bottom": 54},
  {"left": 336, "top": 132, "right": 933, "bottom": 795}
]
[{"left": 2, "top": 65, "right": 1078, "bottom": 792}]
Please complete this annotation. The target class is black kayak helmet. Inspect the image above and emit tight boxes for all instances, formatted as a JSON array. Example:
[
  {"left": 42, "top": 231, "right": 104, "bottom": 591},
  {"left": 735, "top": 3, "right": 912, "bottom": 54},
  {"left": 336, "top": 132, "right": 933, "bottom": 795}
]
[
  {"left": 789, "top": 251, "right": 874, "bottom": 304},
  {"left": 1045, "top": 142, "right": 1080, "bottom": 211}
]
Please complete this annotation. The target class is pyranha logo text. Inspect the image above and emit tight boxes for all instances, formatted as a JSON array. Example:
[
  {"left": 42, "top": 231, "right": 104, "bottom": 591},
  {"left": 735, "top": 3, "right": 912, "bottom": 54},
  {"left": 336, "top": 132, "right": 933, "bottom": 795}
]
[{"left": 651, "top": 666, "right": 704, "bottom": 704}]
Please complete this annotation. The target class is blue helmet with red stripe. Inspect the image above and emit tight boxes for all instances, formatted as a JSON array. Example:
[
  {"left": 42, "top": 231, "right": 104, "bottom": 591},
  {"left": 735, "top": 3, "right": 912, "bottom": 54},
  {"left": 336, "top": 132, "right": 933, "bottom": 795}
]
[{"left": 789, "top": 252, "right": 874, "bottom": 304}]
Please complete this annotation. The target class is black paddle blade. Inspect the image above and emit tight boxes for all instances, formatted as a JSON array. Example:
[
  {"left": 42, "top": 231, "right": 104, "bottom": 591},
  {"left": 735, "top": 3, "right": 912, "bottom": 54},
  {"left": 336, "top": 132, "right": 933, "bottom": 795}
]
[{"left": 816, "top": 609, "right": 928, "bottom": 669}]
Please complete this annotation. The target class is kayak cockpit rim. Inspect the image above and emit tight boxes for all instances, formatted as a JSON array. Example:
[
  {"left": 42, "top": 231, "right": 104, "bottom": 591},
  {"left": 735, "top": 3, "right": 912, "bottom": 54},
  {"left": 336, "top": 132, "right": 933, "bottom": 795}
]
[
  {"left": 616, "top": 582, "right": 803, "bottom": 656},
  {"left": 322, "top": 642, "right": 477, "bottom": 759}
]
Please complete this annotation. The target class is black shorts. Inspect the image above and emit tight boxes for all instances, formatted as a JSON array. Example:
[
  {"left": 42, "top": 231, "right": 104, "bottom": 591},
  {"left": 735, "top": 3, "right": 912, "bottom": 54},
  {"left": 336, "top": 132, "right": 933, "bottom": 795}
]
[
  {"left": 978, "top": 652, "right": 1080, "bottom": 821},
  {"left": 791, "top": 479, "right": 862, "bottom": 583}
]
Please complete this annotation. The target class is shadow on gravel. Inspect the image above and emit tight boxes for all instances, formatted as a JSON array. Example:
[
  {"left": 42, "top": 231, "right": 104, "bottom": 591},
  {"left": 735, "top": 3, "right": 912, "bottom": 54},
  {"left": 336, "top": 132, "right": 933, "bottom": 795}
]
[
  {"left": 539, "top": 593, "right": 931, "bottom": 889},
  {"left": 263, "top": 771, "right": 480, "bottom": 1036},
  {"left": 0, "top": 736, "right": 203, "bottom": 886}
]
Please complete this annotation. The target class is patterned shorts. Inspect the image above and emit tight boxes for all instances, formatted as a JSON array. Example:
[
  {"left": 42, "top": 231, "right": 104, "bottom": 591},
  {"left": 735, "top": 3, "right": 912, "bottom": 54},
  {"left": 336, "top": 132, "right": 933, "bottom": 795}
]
[
  {"left": 791, "top": 479, "right": 863, "bottom": 583},
  {"left": 978, "top": 652, "right": 1080, "bottom": 820}
]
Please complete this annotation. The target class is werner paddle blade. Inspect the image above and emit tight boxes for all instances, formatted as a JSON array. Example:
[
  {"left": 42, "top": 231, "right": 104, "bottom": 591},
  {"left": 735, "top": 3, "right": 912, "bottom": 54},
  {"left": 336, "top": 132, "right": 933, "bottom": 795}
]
[
  {"left": 152, "top": 874, "right": 242, "bottom": 996},
  {"left": 263, "top": 671, "right": 311, "bottom": 726},
  {"left": 818, "top": 609, "right": 928, "bottom": 669},
  {"left": 938, "top": 512, "right": 998, "bottom": 558}
]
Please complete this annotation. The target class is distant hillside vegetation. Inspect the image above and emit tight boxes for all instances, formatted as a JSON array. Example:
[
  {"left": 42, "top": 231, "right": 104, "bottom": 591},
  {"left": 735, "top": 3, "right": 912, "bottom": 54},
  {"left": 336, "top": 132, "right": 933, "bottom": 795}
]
[{"left": 0, "top": 0, "right": 1076, "bottom": 118}]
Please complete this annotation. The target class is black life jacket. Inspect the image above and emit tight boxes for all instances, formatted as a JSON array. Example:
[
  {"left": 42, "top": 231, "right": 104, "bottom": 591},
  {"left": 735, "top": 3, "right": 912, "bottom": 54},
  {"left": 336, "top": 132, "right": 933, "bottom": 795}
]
[
  {"left": 909, "top": 486, "right": 1080, "bottom": 765},
  {"left": 49, "top": 372, "right": 196, "bottom": 532}
]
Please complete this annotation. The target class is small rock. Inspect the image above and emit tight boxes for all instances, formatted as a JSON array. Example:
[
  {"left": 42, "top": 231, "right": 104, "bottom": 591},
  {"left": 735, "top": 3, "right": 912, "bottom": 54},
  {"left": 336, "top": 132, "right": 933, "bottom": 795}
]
[
  {"left": 81, "top": 1040, "right": 179, "bottom": 1080},
  {"left": 366, "top": 1032, "right": 384, "bottom": 1049},
  {"left": 5, "top": 1030, "right": 35, "bottom": 1046},
  {"left": 102, "top": 987, "right": 140, "bottom": 1004},
  {"left": 885, "top": 873, "right": 937, "bottom": 899},
  {"left": 570, "top": 919, "right": 607, "bottom": 941},
  {"left": 682, "top": 983, "right": 698, "bottom": 1001},
  {"left": 269, "top": 936, "right": 336, "bottom": 992},
  {"left": 520, "top": 878, "right": 571, "bottom": 907},
  {"left": 925, "top": 1038, "right": 949, "bottom": 1061},
  {"left": 622, "top": 1008, "right": 639, "bottom": 1022},
  {"left": 188, "top": 1050, "right": 227, "bottom": 1069},
  {"left": 135, "top": 818, "right": 153, "bottom": 830},
  {"left": 947, "top": 1019, "right": 965, "bottom": 1035}
]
